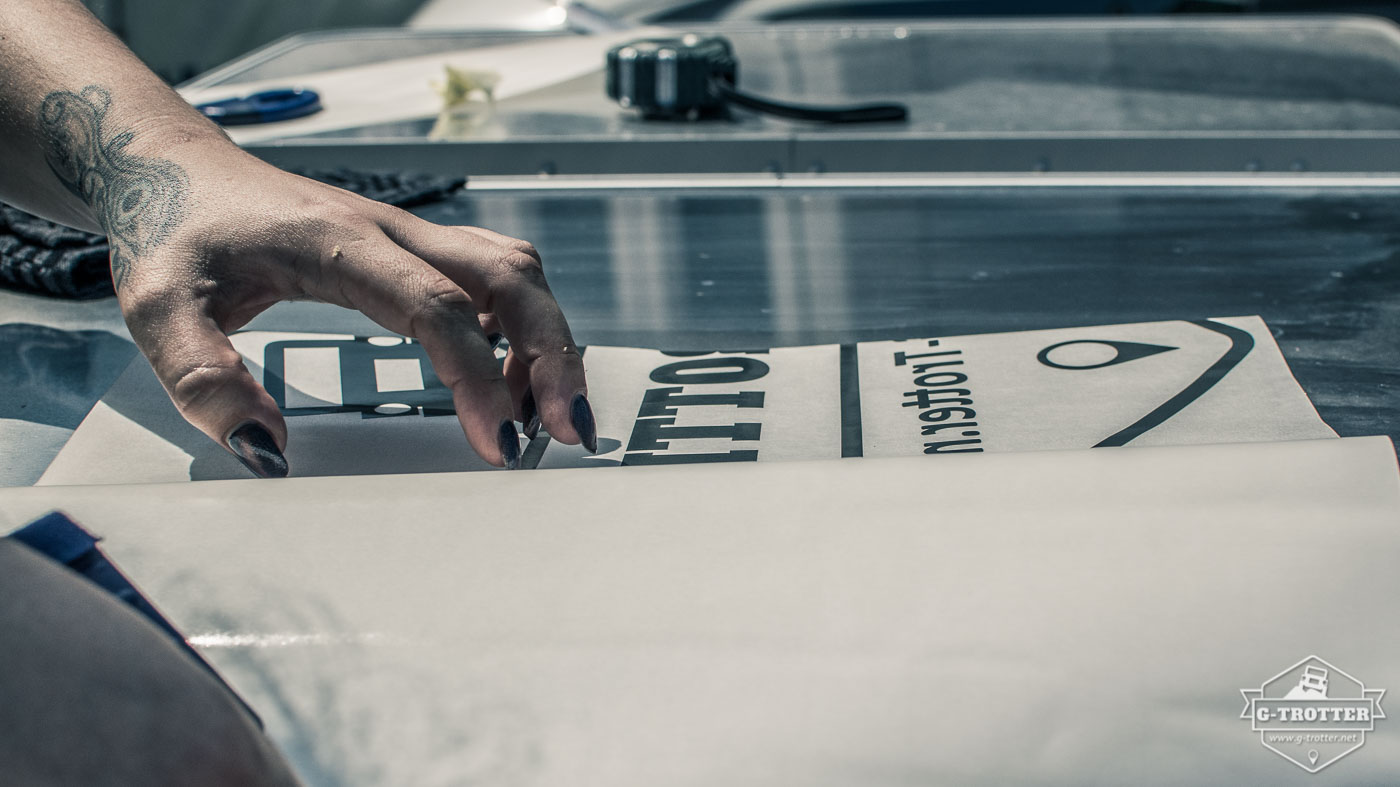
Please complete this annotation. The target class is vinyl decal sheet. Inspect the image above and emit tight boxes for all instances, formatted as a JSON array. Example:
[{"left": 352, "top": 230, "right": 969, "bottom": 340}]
[
  {"left": 857, "top": 316, "right": 1334, "bottom": 456},
  {"left": 37, "top": 316, "right": 1334, "bottom": 485}
]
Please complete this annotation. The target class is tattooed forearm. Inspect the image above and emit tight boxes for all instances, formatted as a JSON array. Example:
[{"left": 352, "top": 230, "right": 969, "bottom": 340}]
[{"left": 39, "top": 85, "right": 188, "bottom": 290}]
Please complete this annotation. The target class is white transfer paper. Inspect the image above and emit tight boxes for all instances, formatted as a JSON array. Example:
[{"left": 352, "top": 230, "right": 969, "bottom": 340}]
[
  {"left": 38, "top": 316, "right": 1335, "bottom": 485},
  {"left": 536, "top": 345, "right": 843, "bottom": 469},
  {"left": 858, "top": 315, "right": 1335, "bottom": 456}
]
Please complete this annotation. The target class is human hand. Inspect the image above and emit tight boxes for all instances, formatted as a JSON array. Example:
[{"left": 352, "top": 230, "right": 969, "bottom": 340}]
[{"left": 41, "top": 93, "right": 593, "bottom": 476}]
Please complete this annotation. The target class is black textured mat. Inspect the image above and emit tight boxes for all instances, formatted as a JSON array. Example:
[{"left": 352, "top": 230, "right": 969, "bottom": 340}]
[{"left": 0, "top": 168, "right": 466, "bottom": 300}]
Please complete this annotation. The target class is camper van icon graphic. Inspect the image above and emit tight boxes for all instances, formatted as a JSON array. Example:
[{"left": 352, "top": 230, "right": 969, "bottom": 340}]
[{"left": 261, "top": 337, "right": 458, "bottom": 418}]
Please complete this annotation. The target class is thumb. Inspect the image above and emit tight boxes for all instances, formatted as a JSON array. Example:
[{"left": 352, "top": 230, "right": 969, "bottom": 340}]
[{"left": 127, "top": 297, "right": 290, "bottom": 478}]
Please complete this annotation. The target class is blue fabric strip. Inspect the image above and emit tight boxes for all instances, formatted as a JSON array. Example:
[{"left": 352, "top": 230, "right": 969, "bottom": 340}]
[{"left": 7, "top": 511, "right": 262, "bottom": 728}]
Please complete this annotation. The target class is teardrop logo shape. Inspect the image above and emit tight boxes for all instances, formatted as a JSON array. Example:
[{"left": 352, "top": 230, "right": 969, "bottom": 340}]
[{"left": 1037, "top": 339, "right": 1177, "bottom": 370}]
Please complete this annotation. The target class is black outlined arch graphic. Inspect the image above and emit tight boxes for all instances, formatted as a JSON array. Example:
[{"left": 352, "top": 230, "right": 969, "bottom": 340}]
[{"left": 1094, "top": 319, "right": 1254, "bottom": 447}]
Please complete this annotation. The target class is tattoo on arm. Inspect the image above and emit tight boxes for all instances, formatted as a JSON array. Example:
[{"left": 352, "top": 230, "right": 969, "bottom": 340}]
[{"left": 39, "top": 85, "right": 188, "bottom": 290}]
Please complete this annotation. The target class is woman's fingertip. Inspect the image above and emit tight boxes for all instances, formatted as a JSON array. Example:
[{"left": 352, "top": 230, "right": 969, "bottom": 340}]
[
  {"left": 227, "top": 421, "right": 289, "bottom": 479},
  {"left": 571, "top": 393, "right": 597, "bottom": 454},
  {"left": 498, "top": 419, "right": 521, "bottom": 470},
  {"left": 521, "top": 386, "right": 541, "bottom": 440}
]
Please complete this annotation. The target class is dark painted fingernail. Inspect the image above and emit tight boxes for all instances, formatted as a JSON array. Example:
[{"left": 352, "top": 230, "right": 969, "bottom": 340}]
[
  {"left": 520, "top": 386, "right": 541, "bottom": 439},
  {"left": 227, "top": 422, "right": 288, "bottom": 479},
  {"left": 498, "top": 419, "right": 521, "bottom": 470},
  {"left": 488, "top": 332, "right": 504, "bottom": 350},
  {"left": 571, "top": 393, "right": 597, "bottom": 454}
]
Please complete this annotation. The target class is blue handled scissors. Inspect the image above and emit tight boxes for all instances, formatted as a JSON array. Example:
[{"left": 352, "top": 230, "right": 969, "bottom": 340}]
[{"left": 195, "top": 87, "right": 322, "bottom": 126}]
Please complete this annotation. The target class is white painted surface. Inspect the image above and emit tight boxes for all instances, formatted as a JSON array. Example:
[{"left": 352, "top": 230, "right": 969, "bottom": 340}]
[{"left": 179, "top": 30, "right": 666, "bottom": 145}]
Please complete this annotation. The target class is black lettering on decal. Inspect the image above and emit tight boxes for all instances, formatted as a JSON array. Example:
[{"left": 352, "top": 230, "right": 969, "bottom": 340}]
[
  {"left": 622, "top": 450, "right": 759, "bottom": 465},
  {"left": 638, "top": 387, "right": 765, "bottom": 418},
  {"left": 911, "top": 371, "right": 969, "bottom": 389},
  {"left": 924, "top": 439, "right": 984, "bottom": 454},
  {"left": 920, "top": 421, "right": 979, "bottom": 437},
  {"left": 650, "top": 357, "right": 770, "bottom": 385},
  {"left": 626, "top": 417, "right": 761, "bottom": 453},
  {"left": 894, "top": 340, "right": 983, "bottom": 451}
]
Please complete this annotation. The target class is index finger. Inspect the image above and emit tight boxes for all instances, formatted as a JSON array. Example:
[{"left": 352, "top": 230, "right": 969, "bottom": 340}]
[
  {"left": 291, "top": 231, "right": 521, "bottom": 468},
  {"left": 380, "top": 214, "right": 592, "bottom": 449}
]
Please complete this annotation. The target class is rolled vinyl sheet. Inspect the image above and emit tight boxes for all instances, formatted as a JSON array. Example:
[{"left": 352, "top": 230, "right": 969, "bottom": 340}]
[{"left": 3, "top": 436, "right": 1398, "bottom": 785}]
